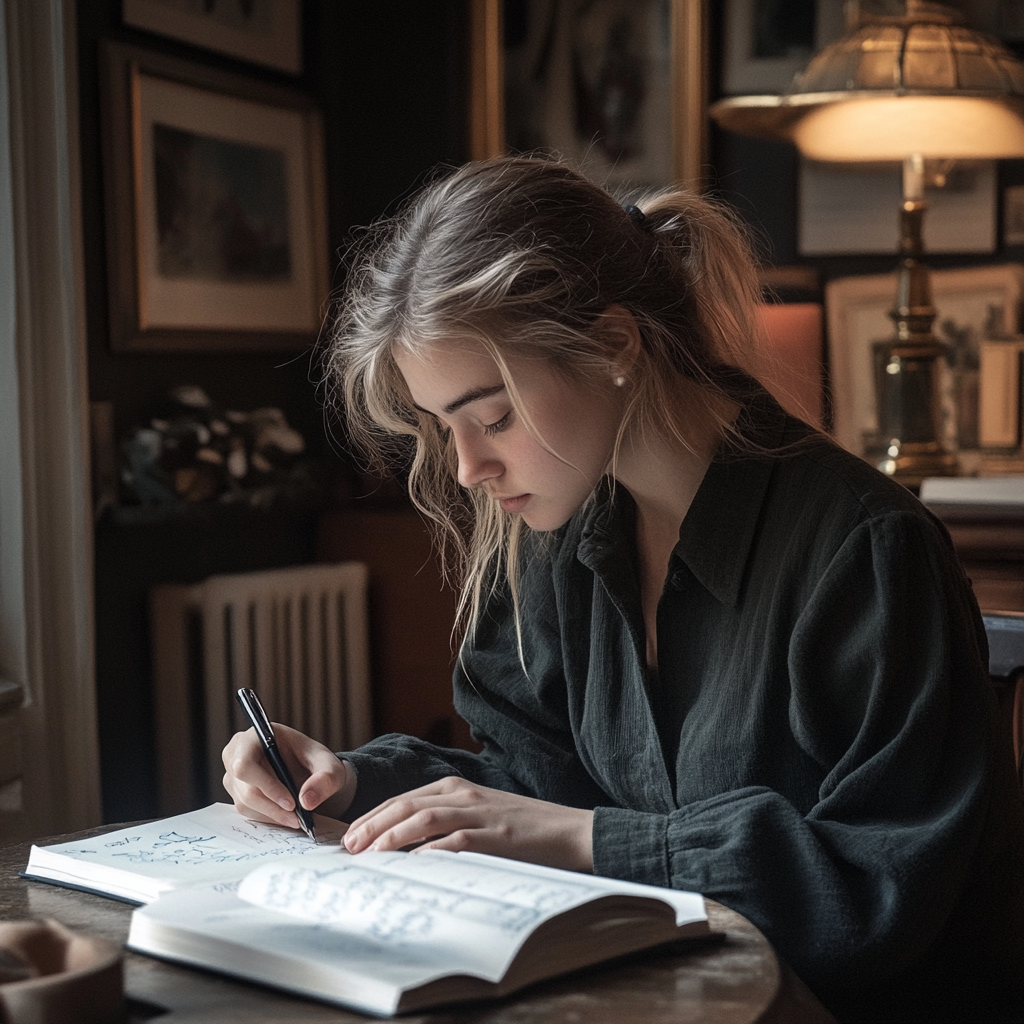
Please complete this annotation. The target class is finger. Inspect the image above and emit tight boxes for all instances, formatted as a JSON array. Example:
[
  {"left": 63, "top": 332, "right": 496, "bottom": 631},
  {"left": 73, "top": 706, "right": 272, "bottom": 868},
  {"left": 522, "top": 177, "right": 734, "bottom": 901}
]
[
  {"left": 222, "top": 774, "right": 301, "bottom": 830},
  {"left": 413, "top": 830, "right": 484, "bottom": 855},
  {"left": 357, "top": 802, "right": 486, "bottom": 854},
  {"left": 295, "top": 751, "right": 347, "bottom": 810},
  {"left": 224, "top": 790, "right": 297, "bottom": 829},
  {"left": 345, "top": 778, "right": 474, "bottom": 842},
  {"left": 222, "top": 736, "right": 302, "bottom": 819},
  {"left": 344, "top": 792, "right": 460, "bottom": 851}
]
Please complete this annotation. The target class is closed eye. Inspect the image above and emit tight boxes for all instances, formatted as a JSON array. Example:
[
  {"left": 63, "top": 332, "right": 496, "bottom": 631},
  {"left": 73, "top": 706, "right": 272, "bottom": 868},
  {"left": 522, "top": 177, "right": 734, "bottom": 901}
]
[{"left": 483, "top": 411, "right": 512, "bottom": 437}]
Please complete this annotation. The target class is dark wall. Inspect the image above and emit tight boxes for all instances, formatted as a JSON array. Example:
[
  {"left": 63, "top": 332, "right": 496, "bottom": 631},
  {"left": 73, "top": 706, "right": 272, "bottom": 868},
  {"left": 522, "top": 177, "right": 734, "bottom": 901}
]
[{"left": 80, "top": 1, "right": 470, "bottom": 822}]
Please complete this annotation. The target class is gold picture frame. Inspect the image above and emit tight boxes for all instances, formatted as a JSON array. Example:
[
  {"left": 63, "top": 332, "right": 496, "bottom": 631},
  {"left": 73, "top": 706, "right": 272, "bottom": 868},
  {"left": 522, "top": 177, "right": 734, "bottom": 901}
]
[
  {"left": 100, "top": 42, "right": 328, "bottom": 353},
  {"left": 469, "top": 0, "right": 707, "bottom": 191},
  {"left": 122, "top": 0, "right": 303, "bottom": 75}
]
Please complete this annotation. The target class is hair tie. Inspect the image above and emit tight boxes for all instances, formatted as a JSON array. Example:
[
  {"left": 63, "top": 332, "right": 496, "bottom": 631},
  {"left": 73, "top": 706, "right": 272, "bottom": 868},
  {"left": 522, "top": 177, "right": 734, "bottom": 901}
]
[{"left": 624, "top": 204, "right": 648, "bottom": 231}]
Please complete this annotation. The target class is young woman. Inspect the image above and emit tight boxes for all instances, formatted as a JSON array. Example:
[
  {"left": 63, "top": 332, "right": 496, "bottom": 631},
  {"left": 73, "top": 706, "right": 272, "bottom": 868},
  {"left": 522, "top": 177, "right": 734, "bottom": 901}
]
[{"left": 222, "top": 156, "right": 1024, "bottom": 1022}]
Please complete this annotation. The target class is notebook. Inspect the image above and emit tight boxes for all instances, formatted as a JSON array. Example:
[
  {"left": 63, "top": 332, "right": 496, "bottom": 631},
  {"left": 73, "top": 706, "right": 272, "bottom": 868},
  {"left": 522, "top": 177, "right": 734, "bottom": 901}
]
[
  {"left": 23, "top": 802, "right": 347, "bottom": 904},
  {"left": 127, "top": 848, "right": 710, "bottom": 1015}
]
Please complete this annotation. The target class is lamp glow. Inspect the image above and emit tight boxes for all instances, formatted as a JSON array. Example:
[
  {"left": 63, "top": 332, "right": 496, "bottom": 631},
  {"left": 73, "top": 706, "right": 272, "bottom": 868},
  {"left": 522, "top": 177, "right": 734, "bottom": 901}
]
[
  {"left": 790, "top": 97, "right": 1024, "bottom": 162},
  {"left": 710, "top": 1, "right": 1024, "bottom": 484}
]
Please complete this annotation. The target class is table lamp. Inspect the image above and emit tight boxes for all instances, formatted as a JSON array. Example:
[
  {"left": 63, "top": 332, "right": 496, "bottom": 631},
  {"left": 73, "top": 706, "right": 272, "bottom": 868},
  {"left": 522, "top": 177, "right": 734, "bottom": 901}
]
[{"left": 711, "top": 0, "right": 1024, "bottom": 484}]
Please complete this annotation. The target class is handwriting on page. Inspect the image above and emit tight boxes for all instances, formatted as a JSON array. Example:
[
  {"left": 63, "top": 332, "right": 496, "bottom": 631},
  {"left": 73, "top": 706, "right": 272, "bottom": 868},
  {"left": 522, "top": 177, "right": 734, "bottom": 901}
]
[
  {"left": 63, "top": 813, "right": 345, "bottom": 871},
  {"left": 107, "top": 827, "right": 317, "bottom": 866},
  {"left": 240, "top": 860, "right": 600, "bottom": 947},
  {"left": 255, "top": 865, "right": 538, "bottom": 940},
  {"left": 371, "top": 851, "right": 599, "bottom": 913}
]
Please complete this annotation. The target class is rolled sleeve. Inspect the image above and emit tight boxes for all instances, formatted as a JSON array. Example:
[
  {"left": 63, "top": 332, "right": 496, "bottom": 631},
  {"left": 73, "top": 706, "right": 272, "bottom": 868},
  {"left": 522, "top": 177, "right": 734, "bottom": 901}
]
[{"left": 592, "top": 806, "right": 670, "bottom": 888}]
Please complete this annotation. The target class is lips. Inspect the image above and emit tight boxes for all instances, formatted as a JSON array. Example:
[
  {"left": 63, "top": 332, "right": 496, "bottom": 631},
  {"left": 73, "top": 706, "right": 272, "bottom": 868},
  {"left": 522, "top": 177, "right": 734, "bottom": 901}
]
[{"left": 497, "top": 494, "right": 529, "bottom": 513}]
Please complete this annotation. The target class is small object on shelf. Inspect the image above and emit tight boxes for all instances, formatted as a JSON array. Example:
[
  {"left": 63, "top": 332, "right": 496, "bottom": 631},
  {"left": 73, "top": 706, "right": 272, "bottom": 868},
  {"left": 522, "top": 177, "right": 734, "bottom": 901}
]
[{"left": 117, "top": 385, "right": 316, "bottom": 515}]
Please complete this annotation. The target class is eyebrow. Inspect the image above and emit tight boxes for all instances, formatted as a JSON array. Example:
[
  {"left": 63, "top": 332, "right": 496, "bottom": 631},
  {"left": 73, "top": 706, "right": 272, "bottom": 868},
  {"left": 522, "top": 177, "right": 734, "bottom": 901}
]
[{"left": 414, "top": 383, "right": 507, "bottom": 417}]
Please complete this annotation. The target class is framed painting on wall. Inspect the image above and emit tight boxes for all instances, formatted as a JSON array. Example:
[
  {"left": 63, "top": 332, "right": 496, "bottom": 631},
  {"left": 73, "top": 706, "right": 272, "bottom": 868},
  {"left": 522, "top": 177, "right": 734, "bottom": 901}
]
[
  {"left": 100, "top": 43, "right": 328, "bottom": 352},
  {"left": 720, "top": 0, "right": 846, "bottom": 95},
  {"left": 122, "top": 0, "right": 303, "bottom": 75},
  {"left": 470, "top": 0, "right": 707, "bottom": 191}
]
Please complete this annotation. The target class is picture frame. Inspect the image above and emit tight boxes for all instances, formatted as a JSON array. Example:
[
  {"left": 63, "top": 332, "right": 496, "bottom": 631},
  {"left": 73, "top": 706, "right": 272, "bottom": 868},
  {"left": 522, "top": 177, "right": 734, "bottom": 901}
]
[
  {"left": 122, "top": 0, "right": 303, "bottom": 75},
  {"left": 470, "top": 0, "right": 707, "bottom": 191},
  {"left": 825, "top": 264, "right": 1024, "bottom": 457},
  {"left": 99, "top": 42, "right": 328, "bottom": 353},
  {"left": 720, "top": 0, "right": 846, "bottom": 96}
]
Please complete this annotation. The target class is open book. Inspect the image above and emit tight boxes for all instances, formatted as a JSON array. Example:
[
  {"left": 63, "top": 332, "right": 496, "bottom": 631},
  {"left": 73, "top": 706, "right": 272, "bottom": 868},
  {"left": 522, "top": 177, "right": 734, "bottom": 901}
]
[
  {"left": 127, "top": 849, "right": 709, "bottom": 1016},
  {"left": 23, "top": 803, "right": 347, "bottom": 904}
]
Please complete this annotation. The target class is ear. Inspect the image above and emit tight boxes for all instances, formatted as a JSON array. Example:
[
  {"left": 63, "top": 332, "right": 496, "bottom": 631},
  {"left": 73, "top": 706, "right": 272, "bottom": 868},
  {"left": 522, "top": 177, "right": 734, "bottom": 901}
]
[{"left": 595, "top": 305, "right": 642, "bottom": 384}]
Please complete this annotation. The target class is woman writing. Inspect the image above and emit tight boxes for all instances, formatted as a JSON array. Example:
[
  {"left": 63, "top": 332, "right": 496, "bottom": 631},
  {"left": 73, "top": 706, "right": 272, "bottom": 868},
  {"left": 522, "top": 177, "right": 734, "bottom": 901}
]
[{"left": 223, "top": 156, "right": 1024, "bottom": 1022}]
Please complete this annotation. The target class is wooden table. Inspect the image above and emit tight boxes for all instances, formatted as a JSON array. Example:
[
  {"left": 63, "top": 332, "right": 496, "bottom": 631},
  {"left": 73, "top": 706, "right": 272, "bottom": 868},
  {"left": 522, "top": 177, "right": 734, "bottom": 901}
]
[{"left": 1, "top": 824, "right": 834, "bottom": 1024}]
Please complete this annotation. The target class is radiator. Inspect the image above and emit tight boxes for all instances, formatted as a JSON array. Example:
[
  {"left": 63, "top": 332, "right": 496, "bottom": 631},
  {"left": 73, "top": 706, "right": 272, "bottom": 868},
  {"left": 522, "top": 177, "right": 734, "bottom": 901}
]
[{"left": 150, "top": 562, "right": 372, "bottom": 814}]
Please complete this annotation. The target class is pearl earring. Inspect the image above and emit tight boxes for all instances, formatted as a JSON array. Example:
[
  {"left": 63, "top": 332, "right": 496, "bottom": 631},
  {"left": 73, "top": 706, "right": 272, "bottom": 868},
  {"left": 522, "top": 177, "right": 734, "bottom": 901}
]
[{"left": 613, "top": 375, "right": 626, "bottom": 387}]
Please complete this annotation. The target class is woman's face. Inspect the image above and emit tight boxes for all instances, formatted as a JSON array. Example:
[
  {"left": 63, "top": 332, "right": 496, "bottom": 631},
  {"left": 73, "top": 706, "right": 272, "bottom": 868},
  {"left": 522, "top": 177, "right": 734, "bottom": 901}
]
[{"left": 394, "top": 339, "right": 625, "bottom": 532}]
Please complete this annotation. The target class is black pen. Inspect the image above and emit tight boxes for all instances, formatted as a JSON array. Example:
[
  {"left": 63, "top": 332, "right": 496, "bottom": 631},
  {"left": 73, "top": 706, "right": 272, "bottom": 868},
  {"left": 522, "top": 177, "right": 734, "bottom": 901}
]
[{"left": 235, "top": 688, "right": 317, "bottom": 842}]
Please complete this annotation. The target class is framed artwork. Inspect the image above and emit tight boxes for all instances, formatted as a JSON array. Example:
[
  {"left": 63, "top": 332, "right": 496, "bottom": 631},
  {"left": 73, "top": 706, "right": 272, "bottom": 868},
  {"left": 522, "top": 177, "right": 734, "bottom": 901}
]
[
  {"left": 720, "top": 0, "right": 846, "bottom": 95},
  {"left": 470, "top": 0, "right": 706, "bottom": 191},
  {"left": 825, "top": 264, "right": 1024, "bottom": 457},
  {"left": 122, "top": 0, "right": 302, "bottom": 75},
  {"left": 100, "top": 43, "right": 328, "bottom": 352}
]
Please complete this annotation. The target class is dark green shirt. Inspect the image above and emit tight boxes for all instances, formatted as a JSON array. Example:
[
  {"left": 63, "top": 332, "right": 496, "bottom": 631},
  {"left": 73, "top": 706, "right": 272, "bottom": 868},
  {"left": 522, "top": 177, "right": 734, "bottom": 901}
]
[{"left": 343, "top": 390, "right": 1024, "bottom": 1022}]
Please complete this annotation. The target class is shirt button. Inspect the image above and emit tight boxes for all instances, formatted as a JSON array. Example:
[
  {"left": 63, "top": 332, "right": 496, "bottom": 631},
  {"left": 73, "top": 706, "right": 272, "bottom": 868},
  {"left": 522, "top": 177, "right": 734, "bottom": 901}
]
[{"left": 670, "top": 569, "right": 687, "bottom": 591}]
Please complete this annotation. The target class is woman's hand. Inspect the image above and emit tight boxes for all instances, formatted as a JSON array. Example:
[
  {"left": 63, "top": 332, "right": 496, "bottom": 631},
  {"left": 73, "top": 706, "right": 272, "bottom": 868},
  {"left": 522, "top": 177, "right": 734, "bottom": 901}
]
[
  {"left": 342, "top": 777, "right": 594, "bottom": 873},
  {"left": 221, "top": 724, "right": 355, "bottom": 830}
]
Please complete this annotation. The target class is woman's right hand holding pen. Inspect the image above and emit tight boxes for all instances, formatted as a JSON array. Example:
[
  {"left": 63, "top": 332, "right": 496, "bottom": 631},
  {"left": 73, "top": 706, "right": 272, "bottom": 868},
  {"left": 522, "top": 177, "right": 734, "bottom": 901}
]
[{"left": 222, "top": 724, "right": 355, "bottom": 830}]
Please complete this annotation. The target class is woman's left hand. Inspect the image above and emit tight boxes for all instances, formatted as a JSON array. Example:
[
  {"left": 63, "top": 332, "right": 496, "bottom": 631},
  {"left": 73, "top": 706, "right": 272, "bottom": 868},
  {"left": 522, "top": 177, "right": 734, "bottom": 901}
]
[{"left": 342, "top": 777, "right": 594, "bottom": 873}]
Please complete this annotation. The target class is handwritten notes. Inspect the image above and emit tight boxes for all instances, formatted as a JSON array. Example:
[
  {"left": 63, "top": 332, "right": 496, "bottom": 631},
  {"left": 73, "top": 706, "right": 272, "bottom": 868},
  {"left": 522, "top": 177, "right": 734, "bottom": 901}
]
[
  {"left": 238, "top": 850, "right": 647, "bottom": 978},
  {"left": 25, "top": 803, "right": 348, "bottom": 903},
  {"left": 127, "top": 849, "right": 709, "bottom": 1015}
]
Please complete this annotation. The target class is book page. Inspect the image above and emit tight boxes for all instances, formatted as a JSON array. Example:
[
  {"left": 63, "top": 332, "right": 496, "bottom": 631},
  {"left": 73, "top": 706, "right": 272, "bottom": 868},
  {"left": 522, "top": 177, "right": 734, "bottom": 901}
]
[
  {"left": 238, "top": 849, "right": 696, "bottom": 981},
  {"left": 27, "top": 803, "right": 348, "bottom": 901},
  {"left": 130, "top": 883, "right": 486, "bottom": 1014},
  {"left": 452, "top": 850, "right": 707, "bottom": 925}
]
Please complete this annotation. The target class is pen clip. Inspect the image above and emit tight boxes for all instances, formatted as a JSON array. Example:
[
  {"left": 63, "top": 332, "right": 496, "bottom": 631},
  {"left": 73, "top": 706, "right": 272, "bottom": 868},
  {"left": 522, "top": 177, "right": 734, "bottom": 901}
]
[{"left": 236, "top": 688, "right": 275, "bottom": 748}]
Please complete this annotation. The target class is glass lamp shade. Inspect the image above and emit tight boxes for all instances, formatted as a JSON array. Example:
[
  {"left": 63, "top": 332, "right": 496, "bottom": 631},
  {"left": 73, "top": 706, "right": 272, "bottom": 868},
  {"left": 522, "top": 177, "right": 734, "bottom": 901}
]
[
  {"left": 790, "top": 96, "right": 1024, "bottom": 160},
  {"left": 710, "top": 1, "right": 1024, "bottom": 161}
]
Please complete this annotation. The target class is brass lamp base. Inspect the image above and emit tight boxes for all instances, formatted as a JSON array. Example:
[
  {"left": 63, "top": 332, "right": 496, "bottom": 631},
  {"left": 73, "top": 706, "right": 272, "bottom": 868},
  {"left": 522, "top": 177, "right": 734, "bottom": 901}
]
[
  {"left": 872, "top": 155, "right": 958, "bottom": 486},
  {"left": 873, "top": 441, "right": 958, "bottom": 489}
]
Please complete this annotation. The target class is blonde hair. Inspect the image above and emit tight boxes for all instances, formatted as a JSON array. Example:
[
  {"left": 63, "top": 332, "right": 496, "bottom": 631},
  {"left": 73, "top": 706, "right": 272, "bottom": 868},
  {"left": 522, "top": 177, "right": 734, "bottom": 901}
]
[{"left": 324, "top": 156, "right": 767, "bottom": 641}]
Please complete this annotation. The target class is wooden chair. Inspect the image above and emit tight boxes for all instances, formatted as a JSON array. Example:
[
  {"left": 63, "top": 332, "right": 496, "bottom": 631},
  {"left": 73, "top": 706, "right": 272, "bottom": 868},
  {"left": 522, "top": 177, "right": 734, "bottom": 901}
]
[{"left": 983, "top": 610, "right": 1024, "bottom": 794}]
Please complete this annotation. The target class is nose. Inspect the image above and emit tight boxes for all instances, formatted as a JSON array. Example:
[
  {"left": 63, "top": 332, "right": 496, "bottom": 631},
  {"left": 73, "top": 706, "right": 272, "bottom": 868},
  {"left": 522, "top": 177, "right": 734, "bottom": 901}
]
[{"left": 455, "top": 435, "right": 502, "bottom": 490}]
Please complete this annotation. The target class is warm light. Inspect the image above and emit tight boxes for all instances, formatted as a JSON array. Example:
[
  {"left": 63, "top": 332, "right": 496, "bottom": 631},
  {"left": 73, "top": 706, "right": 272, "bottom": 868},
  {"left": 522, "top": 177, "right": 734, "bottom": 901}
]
[
  {"left": 706, "top": 1, "right": 1024, "bottom": 483},
  {"left": 789, "top": 96, "right": 1024, "bottom": 161}
]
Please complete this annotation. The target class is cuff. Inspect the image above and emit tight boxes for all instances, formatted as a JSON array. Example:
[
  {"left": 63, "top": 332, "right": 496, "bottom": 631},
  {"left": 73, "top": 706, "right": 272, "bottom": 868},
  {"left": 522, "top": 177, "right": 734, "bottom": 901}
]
[
  {"left": 334, "top": 748, "right": 398, "bottom": 820},
  {"left": 592, "top": 805, "right": 670, "bottom": 888}
]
